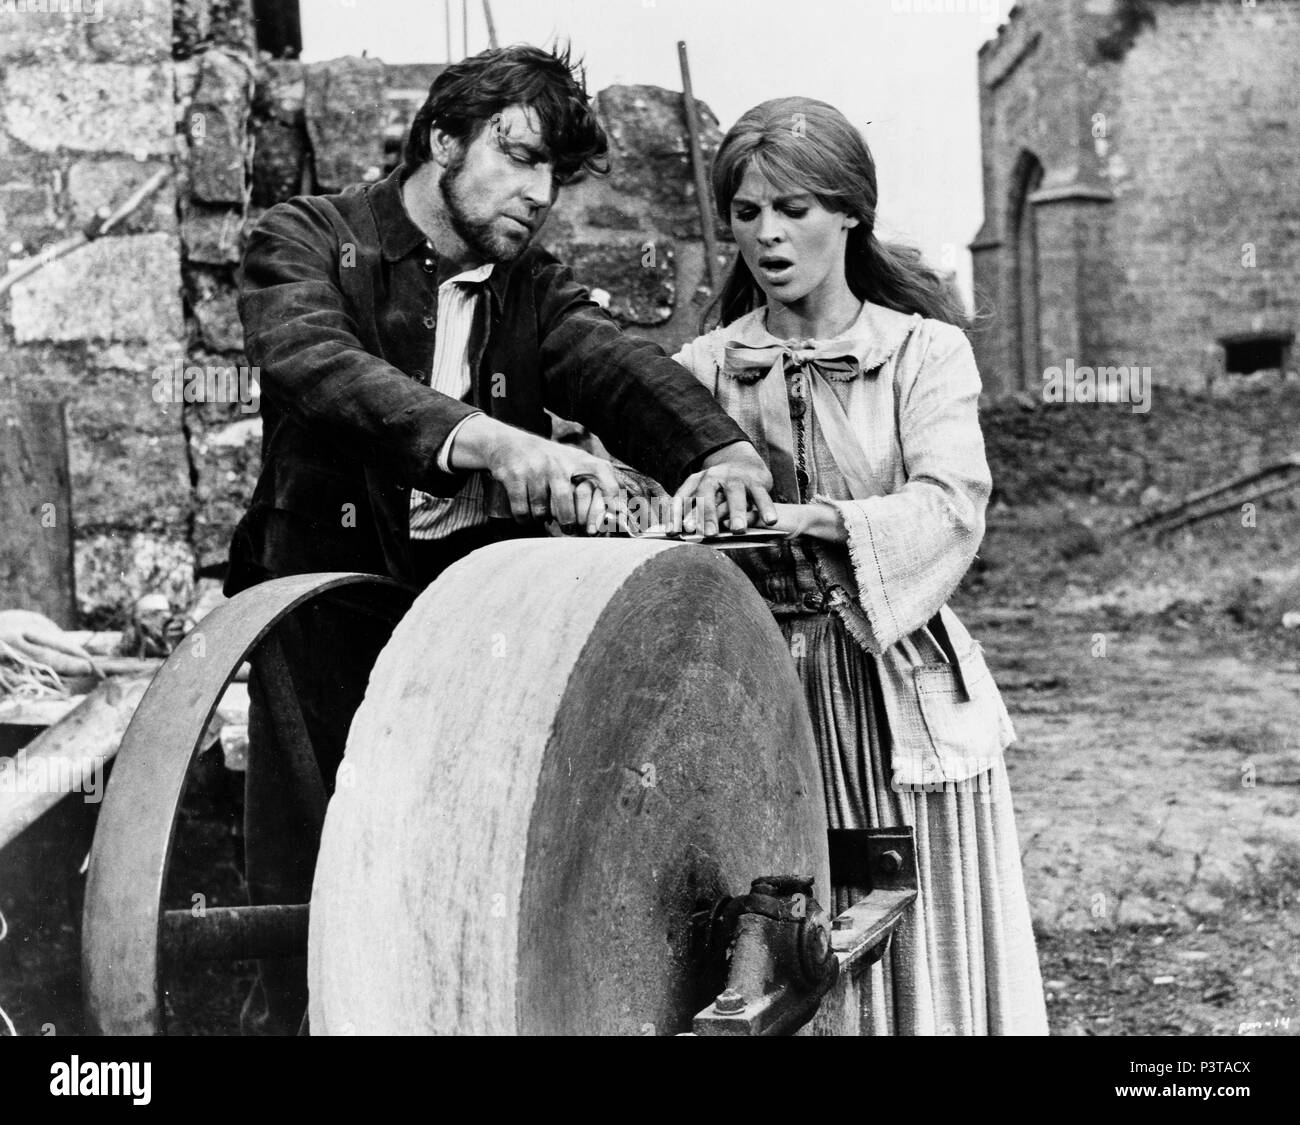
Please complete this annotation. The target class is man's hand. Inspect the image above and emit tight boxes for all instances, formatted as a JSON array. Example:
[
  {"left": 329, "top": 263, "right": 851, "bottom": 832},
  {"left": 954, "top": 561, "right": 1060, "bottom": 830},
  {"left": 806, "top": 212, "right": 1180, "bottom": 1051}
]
[
  {"left": 447, "top": 414, "right": 621, "bottom": 533},
  {"left": 672, "top": 441, "right": 777, "bottom": 536}
]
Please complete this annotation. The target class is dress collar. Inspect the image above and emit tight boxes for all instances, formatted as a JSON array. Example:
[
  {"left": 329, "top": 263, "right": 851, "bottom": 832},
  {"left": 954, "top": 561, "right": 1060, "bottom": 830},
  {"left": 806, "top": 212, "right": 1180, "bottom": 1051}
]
[{"left": 723, "top": 299, "right": 921, "bottom": 376}]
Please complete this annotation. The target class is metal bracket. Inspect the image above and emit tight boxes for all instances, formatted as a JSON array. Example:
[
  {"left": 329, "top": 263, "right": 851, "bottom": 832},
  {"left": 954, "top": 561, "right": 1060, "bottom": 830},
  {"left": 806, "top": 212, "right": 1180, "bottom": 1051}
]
[
  {"left": 686, "top": 828, "right": 920, "bottom": 1036},
  {"left": 690, "top": 875, "right": 838, "bottom": 1036},
  {"left": 826, "top": 828, "right": 918, "bottom": 971}
]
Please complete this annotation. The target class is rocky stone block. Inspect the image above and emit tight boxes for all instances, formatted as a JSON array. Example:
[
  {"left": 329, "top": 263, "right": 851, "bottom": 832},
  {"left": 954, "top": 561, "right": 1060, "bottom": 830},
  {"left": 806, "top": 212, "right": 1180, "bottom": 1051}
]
[
  {"left": 90, "top": 339, "right": 185, "bottom": 377},
  {"left": 303, "top": 56, "right": 387, "bottom": 192},
  {"left": 207, "top": 0, "right": 256, "bottom": 55},
  {"left": 2, "top": 63, "right": 174, "bottom": 157},
  {"left": 596, "top": 85, "right": 724, "bottom": 239},
  {"left": 251, "top": 59, "right": 308, "bottom": 204},
  {"left": 172, "top": 0, "right": 256, "bottom": 58},
  {"left": 188, "top": 49, "right": 253, "bottom": 204},
  {"left": 191, "top": 288, "right": 243, "bottom": 353},
  {"left": 65, "top": 366, "right": 192, "bottom": 542},
  {"left": 173, "top": 56, "right": 202, "bottom": 119},
  {"left": 0, "top": 345, "right": 85, "bottom": 402},
  {"left": 557, "top": 237, "right": 677, "bottom": 327},
  {"left": 0, "top": 175, "right": 59, "bottom": 253},
  {"left": 176, "top": 343, "right": 261, "bottom": 570},
  {"left": 66, "top": 158, "right": 176, "bottom": 234},
  {"left": 8, "top": 231, "right": 184, "bottom": 344},
  {"left": 251, "top": 117, "right": 307, "bottom": 205},
  {"left": 254, "top": 58, "right": 305, "bottom": 120},
  {"left": 180, "top": 204, "right": 243, "bottom": 265},
  {"left": 382, "top": 62, "right": 444, "bottom": 163},
  {"left": 188, "top": 407, "right": 261, "bottom": 569},
  {"left": 585, "top": 200, "right": 652, "bottom": 231},
  {"left": 172, "top": 0, "right": 212, "bottom": 59},
  {"left": 0, "top": 4, "right": 91, "bottom": 62},
  {"left": 85, "top": 0, "right": 171, "bottom": 63},
  {"left": 75, "top": 532, "right": 195, "bottom": 629}
]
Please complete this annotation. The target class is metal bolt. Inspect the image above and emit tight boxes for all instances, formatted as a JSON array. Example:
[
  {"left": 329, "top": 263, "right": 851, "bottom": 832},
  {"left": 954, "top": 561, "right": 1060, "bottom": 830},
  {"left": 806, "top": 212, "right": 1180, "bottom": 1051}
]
[
  {"left": 713, "top": 988, "right": 746, "bottom": 1014},
  {"left": 879, "top": 850, "right": 903, "bottom": 875}
]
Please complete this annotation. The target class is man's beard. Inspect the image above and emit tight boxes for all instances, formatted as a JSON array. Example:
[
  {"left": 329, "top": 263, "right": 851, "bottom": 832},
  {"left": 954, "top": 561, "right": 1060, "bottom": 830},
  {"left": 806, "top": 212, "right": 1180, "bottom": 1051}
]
[{"left": 438, "top": 158, "right": 532, "bottom": 264}]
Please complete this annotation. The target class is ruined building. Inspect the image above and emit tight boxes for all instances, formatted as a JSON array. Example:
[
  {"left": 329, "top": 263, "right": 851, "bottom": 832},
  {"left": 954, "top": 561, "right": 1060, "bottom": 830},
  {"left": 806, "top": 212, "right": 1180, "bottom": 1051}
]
[{"left": 970, "top": 0, "right": 1299, "bottom": 395}]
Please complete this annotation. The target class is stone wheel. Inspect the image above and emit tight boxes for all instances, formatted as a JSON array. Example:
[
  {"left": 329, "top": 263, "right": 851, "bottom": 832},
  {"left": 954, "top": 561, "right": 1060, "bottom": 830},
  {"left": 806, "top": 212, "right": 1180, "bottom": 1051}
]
[{"left": 309, "top": 539, "right": 829, "bottom": 1035}]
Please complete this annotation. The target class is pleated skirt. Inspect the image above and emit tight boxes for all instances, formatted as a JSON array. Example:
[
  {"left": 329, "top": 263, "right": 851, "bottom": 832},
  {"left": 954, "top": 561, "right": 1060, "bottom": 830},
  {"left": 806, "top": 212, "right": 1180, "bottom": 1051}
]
[{"left": 778, "top": 612, "right": 1049, "bottom": 1036}]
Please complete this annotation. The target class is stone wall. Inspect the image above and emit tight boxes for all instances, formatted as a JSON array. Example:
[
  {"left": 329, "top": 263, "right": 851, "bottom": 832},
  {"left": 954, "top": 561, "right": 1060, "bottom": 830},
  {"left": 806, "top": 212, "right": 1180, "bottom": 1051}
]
[
  {"left": 969, "top": 0, "right": 1300, "bottom": 396},
  {"left": 0, "top": 0, "right": 728, "bottom": 626},
  {"left": 0, "top": 0, "right": 192, "bottom": 627}
]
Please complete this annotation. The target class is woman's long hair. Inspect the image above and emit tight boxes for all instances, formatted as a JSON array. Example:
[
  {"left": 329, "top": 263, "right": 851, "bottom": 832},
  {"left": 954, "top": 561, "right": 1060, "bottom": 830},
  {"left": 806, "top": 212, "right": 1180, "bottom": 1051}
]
[{"left": 706, "top": 97, "right": 967, "bottom": 331}]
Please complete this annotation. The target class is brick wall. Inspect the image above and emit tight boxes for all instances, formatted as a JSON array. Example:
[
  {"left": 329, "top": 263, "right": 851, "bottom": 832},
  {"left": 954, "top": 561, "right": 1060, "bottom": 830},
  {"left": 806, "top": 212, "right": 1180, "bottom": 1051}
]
[
  {"left": 970, "top": 0, "right": 1300, "bottom": 398},
  {"left": 1097, "top": 0, "right": 1300, "bottom": 386}
]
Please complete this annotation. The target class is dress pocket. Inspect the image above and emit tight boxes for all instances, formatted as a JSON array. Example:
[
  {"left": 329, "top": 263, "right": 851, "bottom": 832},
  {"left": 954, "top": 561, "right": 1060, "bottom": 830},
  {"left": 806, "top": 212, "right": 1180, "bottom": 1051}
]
[
  {"left": 889, "top": 639, "right": 1019, "bottom": 790},
  {"left": 913, "top": 642, "right": 1014, "bottom": 782}
]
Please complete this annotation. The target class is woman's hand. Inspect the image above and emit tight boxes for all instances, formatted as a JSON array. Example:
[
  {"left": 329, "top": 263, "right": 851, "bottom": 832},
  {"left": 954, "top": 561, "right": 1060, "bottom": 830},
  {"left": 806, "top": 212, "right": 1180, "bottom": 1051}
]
[
  {"left": 672, "top": 441, "right": 777, "bottom": 536},
  {"left": 717, "top": 500, "right": 847, "bottom": 542}
]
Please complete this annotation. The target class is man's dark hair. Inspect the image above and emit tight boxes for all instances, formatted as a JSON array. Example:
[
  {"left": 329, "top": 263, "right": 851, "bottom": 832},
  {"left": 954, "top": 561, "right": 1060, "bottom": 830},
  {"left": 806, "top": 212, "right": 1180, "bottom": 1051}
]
[{"left": 405, "top": 44, "right": 610, "bottom": 183}]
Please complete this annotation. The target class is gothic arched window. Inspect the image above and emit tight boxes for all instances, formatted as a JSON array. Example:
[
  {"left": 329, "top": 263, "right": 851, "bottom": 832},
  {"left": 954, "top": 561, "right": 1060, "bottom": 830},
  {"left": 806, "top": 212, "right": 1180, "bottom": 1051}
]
[{"left": 1007, "top": 151, "right": 1044, "bottom": 390}]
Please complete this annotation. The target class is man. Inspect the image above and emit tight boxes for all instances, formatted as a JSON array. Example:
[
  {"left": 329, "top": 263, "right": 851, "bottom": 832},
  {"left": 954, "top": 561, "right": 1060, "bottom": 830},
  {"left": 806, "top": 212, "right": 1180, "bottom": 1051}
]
[{"left": 229, "top": 44, "right": 775, "bottom": 1033}]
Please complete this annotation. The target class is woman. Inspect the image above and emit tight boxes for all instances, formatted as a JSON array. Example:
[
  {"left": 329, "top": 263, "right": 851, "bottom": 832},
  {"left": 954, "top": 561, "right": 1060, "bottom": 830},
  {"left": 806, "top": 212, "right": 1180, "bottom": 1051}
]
[{"left": 671, "top": 97, "right": 1048, "bottom": 1035}]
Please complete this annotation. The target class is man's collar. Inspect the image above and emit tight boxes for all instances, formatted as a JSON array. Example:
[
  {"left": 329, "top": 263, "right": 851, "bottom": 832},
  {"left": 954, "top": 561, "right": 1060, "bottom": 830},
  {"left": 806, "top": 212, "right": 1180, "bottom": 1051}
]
[
  {"left": 444, "top": 263, "right": 495, "bottom": 286},
  {"left": 371, "top": 163, "right": 427, "bottom": 262},
  {"left": 370, "top": 163, "right": 512, "bottom": 302}
]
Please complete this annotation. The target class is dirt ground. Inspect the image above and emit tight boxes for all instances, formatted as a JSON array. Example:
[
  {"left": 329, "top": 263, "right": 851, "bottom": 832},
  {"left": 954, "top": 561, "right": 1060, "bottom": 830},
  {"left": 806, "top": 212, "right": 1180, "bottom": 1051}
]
[{"left": 954, "top": 493, "right": 1300, "bottom": 1037}]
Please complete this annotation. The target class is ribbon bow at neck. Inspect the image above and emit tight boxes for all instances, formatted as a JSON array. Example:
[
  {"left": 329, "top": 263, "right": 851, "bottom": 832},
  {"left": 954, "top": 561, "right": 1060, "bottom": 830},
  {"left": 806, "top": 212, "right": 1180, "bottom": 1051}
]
[
  {"left": 721, "top": 337, "right": 879, "bottom": 503},
  {"left": 722, "top": 339, "right": 863, "bottom": 385}
]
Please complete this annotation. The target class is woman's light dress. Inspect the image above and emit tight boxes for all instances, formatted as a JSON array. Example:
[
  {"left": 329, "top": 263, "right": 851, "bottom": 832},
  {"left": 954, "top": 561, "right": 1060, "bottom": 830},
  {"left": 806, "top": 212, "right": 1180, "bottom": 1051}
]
[{"left": 674, "top": 302, "right": 1049, "bottom": 1034}]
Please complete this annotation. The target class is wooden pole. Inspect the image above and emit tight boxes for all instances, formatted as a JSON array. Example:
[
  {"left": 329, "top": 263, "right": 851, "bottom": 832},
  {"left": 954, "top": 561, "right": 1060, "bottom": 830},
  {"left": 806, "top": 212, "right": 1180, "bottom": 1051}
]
[
  {"left": 1124, "top": 452, "right": 1300, "bottom": 535},
  {"left": 0, "top": 400, "right": 76, "bottom": 627},
  {"left": 0, "top": 675, "right": 151, "bottom": 854},
  {"left": 482, "top": 0, "right": 498, "bottom": 48},
  {"left": 462, "top": 0, "right": 469, "bottom": 57},
  {"left": 677, "top": 41, "right": 719, "bottom": 291},
  {"left": 445, "top": 0, "right": 452, "bottom": 62}
]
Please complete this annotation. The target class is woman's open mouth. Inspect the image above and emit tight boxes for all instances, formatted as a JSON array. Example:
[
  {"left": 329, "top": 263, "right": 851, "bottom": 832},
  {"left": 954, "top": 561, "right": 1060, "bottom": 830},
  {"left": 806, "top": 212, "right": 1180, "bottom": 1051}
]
[{"left": 757, "top": 256, "right": 794, "bottom": 283}]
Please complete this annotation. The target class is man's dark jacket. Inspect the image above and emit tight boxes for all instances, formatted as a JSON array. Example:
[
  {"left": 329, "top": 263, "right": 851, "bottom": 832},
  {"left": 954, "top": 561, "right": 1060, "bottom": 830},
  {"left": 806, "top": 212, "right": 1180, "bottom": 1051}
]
[{"left": 226, "top": 164, "right": 748, "bottom": 594}]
